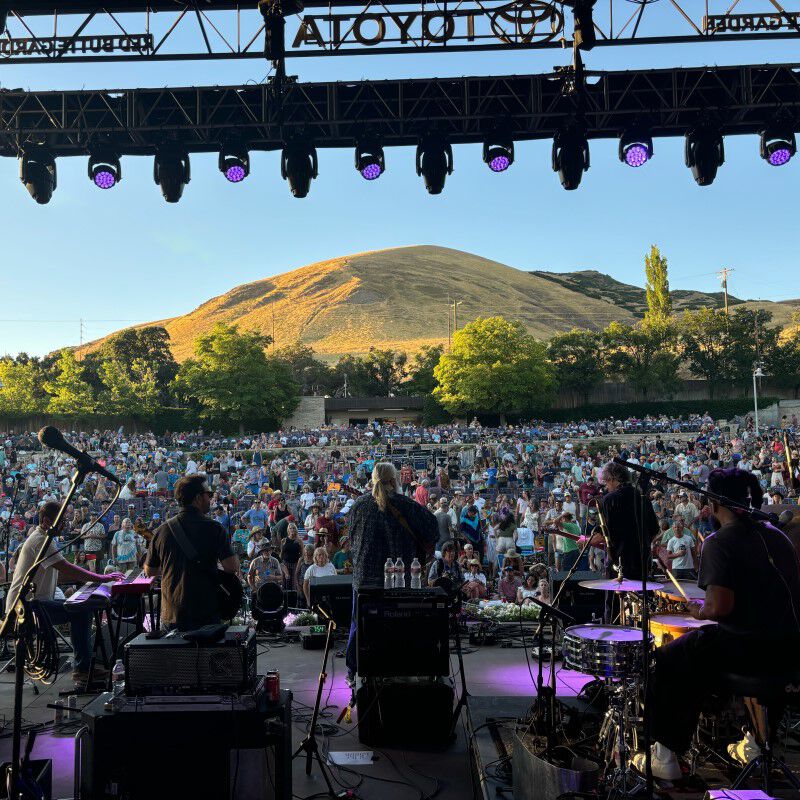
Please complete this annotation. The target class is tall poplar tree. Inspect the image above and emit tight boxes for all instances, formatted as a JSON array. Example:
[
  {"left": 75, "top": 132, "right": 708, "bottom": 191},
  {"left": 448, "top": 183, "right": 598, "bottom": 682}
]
[{"left": 644, "top": 245, "right": 672, "bottom": 323}]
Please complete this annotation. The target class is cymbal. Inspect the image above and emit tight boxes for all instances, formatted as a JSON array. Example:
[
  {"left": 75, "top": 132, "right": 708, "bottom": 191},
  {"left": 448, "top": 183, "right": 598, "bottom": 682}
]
[{"left": 578, "top": 579, "right": 664, "bottom": 593}]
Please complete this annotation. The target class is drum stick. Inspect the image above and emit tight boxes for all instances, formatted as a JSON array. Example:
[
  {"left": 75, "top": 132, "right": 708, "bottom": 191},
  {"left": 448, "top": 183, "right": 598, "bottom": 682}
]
[{"left": 664, "top": 567, "right": 689, "bottom": 602}]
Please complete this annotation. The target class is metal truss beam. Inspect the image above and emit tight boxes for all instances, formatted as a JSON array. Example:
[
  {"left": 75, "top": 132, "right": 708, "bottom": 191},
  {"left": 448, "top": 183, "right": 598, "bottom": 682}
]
[
  {"left": 1, "top": 0, "right": 800, "bottom": 65},
  {"left": 1, "top": 62, "right": 799, "bottom": 156}
]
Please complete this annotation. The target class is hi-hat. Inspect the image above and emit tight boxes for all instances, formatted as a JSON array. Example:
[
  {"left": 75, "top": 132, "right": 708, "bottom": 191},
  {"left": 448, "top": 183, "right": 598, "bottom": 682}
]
[{"left": 579, "top": 579, "right": 664, "bottom": 593}]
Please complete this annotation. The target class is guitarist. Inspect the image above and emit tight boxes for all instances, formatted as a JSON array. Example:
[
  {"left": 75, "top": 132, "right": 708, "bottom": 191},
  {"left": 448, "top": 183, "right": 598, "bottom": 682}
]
[
  {"left": 345, "top": 462, "right": 438, "bottom": 687},
  {"left": 144, "top": 475, "right": 240, "bottom": 631}
]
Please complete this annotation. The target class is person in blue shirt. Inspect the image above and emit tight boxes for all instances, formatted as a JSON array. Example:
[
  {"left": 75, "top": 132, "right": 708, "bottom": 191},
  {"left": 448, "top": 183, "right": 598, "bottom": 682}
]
[{"left": 242, "top": 502, "right": 267, "bottom": 530}]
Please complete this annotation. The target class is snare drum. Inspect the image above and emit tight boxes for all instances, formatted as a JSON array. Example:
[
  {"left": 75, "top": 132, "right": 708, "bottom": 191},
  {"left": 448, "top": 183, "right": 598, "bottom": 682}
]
[
  {"left": 654, "top": 581, "right": 705, "bottom": 614},
  {"left": 649, "top": 613, "right": 715, "bottom": 647},
  {"left": 563, "top": 624, "right": 653, "bottom": 679}
]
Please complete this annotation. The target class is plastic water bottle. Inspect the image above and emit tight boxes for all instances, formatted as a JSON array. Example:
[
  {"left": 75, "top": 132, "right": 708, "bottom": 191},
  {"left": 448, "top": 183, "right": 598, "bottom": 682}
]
[
  {"left": 394, "top": 557, "right": 406, "bottom": 589},
  {"left": 410, "top": 557, "right": 422, "bottom": 589},
  {"left": 384, "top": 558, "right": 394, "bottom": 589},
  {"left": 111, "top": 659, "right": 125, "bottom": 702}
]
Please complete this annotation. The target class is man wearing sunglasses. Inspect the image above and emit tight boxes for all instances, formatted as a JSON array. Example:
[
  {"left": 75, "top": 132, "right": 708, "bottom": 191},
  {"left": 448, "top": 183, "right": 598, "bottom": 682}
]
[{"left": 145, "top": 474, "right": 239, "bottom": 630}]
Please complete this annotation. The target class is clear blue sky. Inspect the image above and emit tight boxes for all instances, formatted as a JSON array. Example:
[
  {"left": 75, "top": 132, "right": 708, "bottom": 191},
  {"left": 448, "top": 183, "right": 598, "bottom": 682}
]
[{"left": 0, "top": 7, "right": 798, "bottom": 357}]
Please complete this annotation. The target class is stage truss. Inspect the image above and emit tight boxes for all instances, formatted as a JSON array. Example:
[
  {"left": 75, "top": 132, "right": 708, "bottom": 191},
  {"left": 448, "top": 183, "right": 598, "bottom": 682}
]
[
  {"left": 1, "top": 62, "right": 799, "bottom": 156},
  {"left": 0, "top": 0, "right": 799, "bottom": 63}
]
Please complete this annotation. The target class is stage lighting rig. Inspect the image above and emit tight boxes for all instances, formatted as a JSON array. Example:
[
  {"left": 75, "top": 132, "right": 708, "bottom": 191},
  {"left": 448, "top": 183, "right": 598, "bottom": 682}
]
[
  {"left": 482, "top": 135, "right": 514, "bottom": 173},
  {"left": 619, "top": 127, "right": 653, "bottom": 168},
  {"left": 281, "top": 138, "right": 318, "bottom": 198},
  {"left": 219, "top": 140, "right": 250, "bottom": 183},
  {"left": 552, "top": 124, "right": 589, "bottom": 190},
  {"left": 416, "top": 134, "right": 453, "bottom": 194},
  {"left": 153, "top": 144, "right": 191, "bottom": 203},
  {"left": 88, "top": 144, "right": 121, "bottom": 189},
  {"left": 760, "top": 122, "right": 796, "bottom": 167},
  {"left": 19, "top": 145, "right": 56, "bottom": 204},
  {"left": 568, "top": 0, "right": 596, "bottom": 51},
  {"left": 355, "top": 137, "right": 385, "bottom": 180},
  {"left": 685, "top": 124, "right": 724, "bottom": 186}
]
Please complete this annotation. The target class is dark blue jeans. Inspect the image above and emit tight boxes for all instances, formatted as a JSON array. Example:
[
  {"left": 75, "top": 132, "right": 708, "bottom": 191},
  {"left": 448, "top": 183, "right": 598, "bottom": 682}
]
[
  {"left": 345, "top": 590, "right": 358, "bottom": 675},
  {"left": 33, "top": 599, "right": 92, "bottom": 673}
]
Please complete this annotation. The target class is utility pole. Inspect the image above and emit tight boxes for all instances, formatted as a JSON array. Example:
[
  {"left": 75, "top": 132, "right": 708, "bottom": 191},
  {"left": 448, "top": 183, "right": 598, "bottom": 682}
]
[
  {"left": 447, "top": 295, "right": 452, "bottom": 351},
  {"left": 272, "top": 307, "right": 276, "bottom": 350},
  {"left": 451, "top": 300, "right": 463, "bottom": 337},
  {"left": 717, "top": 267, "right": 734, "bottom": 315},
  {"left": 78, "top": 318, "right": 85, "bottom": 360}
]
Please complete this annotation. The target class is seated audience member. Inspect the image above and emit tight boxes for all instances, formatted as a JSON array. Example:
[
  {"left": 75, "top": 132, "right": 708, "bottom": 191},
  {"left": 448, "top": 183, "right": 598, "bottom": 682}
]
[
  {"left": 303, "top": 546, "right": 337, "bottom": 606},
  {"left": 462, "top": 559, "right": 488, "bottom": 600},
  {"left": 247, "top": 543, "right": 282, "bottom": 590},
  {"left": 498, "top": 565, "right": 522, "bottom": 602}
]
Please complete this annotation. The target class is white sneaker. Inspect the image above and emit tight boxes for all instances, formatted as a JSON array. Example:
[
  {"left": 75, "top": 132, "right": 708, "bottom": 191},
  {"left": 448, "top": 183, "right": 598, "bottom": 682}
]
[
  {"left": 631, "top": 742, "right": 682, "bottom": 781},
  {"left": 727, "top": 730, "right": 762, "bottom": 766}
]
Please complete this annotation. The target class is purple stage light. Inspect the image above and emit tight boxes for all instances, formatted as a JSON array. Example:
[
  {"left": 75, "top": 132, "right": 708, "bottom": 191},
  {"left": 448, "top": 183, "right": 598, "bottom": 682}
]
[
  {"left": 225, "top": 164, "right": 246, "bottom": 183},
  {"left": 93, "top": 170, "right": 116, "bottom": 189},
  {"left": 623, "top": 143, "right": 650, "bottom": 167},
  {"left": 360, "top": 161, "right": 382, "bottom": 180},
  {"left": 767, "top": 146, "right": 792, "bottom": 166},
  {"left": 489, "top": 154, "right": 510, "bottom": 172}
]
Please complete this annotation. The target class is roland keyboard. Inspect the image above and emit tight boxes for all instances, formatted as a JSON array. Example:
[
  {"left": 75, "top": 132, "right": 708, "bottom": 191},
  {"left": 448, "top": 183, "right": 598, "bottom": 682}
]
[{"left": 65, "top": 570, "right": 154, "bottom": 610}]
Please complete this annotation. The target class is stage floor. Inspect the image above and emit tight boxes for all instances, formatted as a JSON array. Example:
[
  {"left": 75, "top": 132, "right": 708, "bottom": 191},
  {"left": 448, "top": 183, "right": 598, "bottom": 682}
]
[{"left": 0, "top": 630, "right": 798, "bottom": 799}]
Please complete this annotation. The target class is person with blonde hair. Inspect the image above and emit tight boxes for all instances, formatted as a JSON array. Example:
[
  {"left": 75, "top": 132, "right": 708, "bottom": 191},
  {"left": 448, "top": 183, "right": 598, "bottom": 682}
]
[{"left": 344, "top": 461, "right": 438, "bottom": 687}]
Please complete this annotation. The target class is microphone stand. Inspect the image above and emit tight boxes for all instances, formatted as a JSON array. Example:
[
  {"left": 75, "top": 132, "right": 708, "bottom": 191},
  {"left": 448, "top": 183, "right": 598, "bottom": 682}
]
[
  {"left": 0, "top": 476, "right": 24, "bottom": 662},
  {"left": 0, "top": 462, "right": 89, "bottom": 799}
]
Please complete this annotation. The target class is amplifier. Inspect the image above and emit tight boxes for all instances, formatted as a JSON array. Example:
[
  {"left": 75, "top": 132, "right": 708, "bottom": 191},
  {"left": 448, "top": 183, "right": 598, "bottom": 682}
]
[
  {"left": 548, "top": 570, "right": 604, "bottom": 624},
  {"left": 124, "top": 626, "right": 256, "bottom": 696},
  {"left": 356, "top": 587, "right": 450, "bottom": 677},
  {"left": 356, "top": 677, "right": 454, "bottom": 746},
  {"left": 77, "top": 689, "right": 292, "bottom": 800}
]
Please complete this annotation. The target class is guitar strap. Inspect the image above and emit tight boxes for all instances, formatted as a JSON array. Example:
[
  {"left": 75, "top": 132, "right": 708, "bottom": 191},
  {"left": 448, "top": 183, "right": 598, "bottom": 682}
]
[
  {"left": 386, "top": 501, "right": 430, "bottom": 562},
  {"left": 167, "top": 516, "right": 203, "bottom": 570}
]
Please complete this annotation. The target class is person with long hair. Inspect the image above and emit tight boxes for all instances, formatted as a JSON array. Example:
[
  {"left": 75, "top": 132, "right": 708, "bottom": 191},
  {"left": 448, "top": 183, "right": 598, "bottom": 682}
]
[
  {"left": 633, "top": 467, "right": 800, "bottom": 780},
  {"left": 345, "top": 462, "right": 438, "bottom": 687}
]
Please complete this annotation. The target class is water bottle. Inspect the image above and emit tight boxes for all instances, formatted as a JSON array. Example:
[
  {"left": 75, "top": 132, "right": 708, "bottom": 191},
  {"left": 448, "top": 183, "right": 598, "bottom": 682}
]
[
  {"left": 384, "top": 558, "right": 394, "bottom": 589},
  {"left": 111, "top": 659, "right": 125, "bottom": 703},
  {"left": 394, "top": 557, "right": 406, "bottom": 589},
  {"left": 410, "top": 557, "right": 422, "bottom": 589}
]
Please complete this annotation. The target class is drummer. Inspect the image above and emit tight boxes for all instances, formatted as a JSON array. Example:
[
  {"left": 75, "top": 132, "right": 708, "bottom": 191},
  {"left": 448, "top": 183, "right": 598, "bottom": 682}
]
[{"left": 633, "top": 467, "right": 800, "bottom": 781}]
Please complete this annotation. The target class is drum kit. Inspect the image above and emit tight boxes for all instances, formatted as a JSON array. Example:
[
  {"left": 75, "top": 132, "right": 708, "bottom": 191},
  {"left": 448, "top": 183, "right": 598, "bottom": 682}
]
[{"left": 559, "top": 576, "right": 716, "bottom": 797}]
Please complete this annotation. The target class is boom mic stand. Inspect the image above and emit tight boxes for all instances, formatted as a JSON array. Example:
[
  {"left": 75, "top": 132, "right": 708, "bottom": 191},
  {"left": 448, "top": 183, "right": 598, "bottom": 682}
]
[
  {"left": 0, "top": 462, "right": 88, "bottom": 800},
  {"left": 292, "top": 604, "right": 347, "bottom": 798},
  {"left": 0, "top": 475, "right": 24, "bottom": 664}
]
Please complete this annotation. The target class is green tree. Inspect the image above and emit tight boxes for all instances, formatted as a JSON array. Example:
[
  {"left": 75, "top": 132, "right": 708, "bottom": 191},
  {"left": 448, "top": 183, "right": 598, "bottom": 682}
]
[
  {"left": 603, "top": 320, "right": 681, "bottom": 399},
  {"left": 333, "top": 349, "right": 408, "bottom": 396},
  {"left": 271, "top": 343, "right": 334, "bottom": 396},
  {"left": 46, "top": 349, "right": 97, "bottom": 415},
  {"left": 174, "top": 323, "right": 299, "bottom": 431},
  {"left": 773, "top": 327, "right": 800, "bottom": 398},
  {"left": 0, "top": 358, "right": 49, "bottom": 414},
  {"left": 547, "top": 329, "right": 605, "bottom": 404},
  {"left": 99, "top": 358, "right": 161, "bottom": 418},
  {"left": 644, "top": 245, "right": 672, "bottom": 323},
  {"left": 404, "top": 345, "right": 444, "bottom": 396},
  {"left": 433, "top": 316, "right": 555, "bottom": 422},
  {"left": 681, "top": 307, "right": 779, "bottom": 396},
  {"left": 91, "top": 327, "right": 178, "bottom": 402}
]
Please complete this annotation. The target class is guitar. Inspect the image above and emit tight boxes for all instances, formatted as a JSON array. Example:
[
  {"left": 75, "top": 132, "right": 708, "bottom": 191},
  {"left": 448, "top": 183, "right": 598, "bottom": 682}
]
[{"left": 158, "top": 515, "right": 245, "bottom": 622}]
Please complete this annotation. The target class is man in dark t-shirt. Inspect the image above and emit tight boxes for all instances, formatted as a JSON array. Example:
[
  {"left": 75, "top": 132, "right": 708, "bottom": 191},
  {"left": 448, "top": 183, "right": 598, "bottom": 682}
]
[
  {"left": 634, "top": 468, "right": 800, "bottom": 781},
  {"left": 145, "top": 475, "right": 239, "bottom": 630}
]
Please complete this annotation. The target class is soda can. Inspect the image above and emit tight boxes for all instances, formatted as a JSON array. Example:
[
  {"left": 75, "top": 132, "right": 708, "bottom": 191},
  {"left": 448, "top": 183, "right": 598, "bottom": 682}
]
[
  {"left": 265, "top": 671, "right": 280, "bottom": 704},
  {"left": 53, "top": 701, "right": 64, "bottom": 725}
]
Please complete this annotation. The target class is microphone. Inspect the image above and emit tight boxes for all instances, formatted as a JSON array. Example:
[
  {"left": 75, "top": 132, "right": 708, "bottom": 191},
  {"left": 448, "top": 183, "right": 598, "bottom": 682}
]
[{"left": 38, "top": 426, "right": 122, "bottom": 485}]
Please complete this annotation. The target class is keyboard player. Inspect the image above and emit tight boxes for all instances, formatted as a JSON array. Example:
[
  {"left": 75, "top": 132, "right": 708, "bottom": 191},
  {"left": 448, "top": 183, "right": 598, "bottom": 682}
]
[{"left": 5, "top": 501, "right": 124, "bottom": 688}]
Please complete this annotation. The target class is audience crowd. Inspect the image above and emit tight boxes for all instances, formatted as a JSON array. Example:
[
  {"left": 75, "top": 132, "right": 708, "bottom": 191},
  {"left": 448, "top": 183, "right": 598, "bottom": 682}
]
[{"left": 1, "top": 412, "right": 797, "bottom": 607}]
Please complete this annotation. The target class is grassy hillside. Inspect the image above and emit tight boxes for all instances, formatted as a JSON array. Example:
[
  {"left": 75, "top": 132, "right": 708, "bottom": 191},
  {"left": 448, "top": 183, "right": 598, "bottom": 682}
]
[{"left": 77, "top": 246, "right": 799, "bottom": 361}]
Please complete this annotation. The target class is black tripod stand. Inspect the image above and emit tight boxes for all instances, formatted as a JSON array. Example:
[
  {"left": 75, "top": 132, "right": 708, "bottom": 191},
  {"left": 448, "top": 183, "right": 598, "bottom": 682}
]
[{"left": 292, "top": 605, "right": 349, "bottom": 799}]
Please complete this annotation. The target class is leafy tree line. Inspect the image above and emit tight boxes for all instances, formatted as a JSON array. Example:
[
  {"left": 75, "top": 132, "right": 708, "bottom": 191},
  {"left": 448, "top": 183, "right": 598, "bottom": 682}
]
[{"left": 1, "top": 246, "right": 798, "bottom": 426}]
